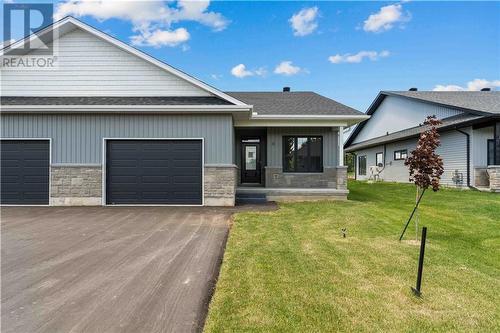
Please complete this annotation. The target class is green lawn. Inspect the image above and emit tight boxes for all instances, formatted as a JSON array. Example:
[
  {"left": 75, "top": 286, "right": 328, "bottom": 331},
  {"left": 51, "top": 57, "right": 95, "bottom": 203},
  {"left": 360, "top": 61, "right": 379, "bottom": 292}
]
[{"left": 204, "top": 181, "right": 500, "bottom": 332}]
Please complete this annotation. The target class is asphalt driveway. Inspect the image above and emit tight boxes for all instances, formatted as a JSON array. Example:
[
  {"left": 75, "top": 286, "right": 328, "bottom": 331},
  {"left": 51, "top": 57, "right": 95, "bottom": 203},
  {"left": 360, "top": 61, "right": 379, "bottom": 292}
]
[{"left": 1, "top": 206, "right": 233, "bottom": 333}]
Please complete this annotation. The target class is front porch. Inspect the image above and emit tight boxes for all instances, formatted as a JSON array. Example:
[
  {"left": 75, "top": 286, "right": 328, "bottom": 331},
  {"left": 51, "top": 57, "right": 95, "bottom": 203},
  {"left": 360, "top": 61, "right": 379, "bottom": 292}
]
[{"left": 234, "top": 127, "right": 348, "bottom": 202}]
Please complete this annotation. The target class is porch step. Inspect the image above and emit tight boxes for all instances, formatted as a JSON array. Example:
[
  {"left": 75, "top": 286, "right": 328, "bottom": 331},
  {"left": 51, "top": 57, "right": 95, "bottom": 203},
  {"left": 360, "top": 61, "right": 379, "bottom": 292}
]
[{"left": 235, "top": 191, "right": 267, "bottom": 204}]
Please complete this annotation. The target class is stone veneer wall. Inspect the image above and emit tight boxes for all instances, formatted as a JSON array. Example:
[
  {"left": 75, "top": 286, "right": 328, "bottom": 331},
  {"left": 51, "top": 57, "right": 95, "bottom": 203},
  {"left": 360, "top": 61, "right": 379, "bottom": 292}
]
[
  {"left": 265, "top": 166, "right": 346, "bottom": 189},
  {"left": 474, "top": 167, "right": 489, "bottom": 187},
  {"left": 51, "top": 165, "right": 102, "bottom": 206},
  {"left": 487, "top": 166, "right": 500, "bottom": 192},
  {"left": 204, "top": 165, "right": 237, "bottom": 206}
]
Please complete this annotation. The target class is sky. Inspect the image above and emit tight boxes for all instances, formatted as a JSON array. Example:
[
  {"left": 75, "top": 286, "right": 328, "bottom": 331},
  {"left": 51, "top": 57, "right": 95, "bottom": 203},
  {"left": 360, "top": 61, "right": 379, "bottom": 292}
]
[{"left": 2, "top": 1, "right": 500, "bottom": 111}]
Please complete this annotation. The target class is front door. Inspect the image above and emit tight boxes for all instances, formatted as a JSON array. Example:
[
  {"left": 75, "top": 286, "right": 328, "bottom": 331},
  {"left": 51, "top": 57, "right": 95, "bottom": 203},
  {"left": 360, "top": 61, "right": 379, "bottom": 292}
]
[{"left": 241, "top": 142, "right": 261, "bottom": 183}]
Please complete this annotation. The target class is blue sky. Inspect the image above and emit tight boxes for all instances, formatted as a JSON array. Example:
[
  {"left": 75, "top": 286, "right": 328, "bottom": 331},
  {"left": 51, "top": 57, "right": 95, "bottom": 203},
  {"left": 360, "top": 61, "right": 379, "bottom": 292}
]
[{"left": 3, "top": 1, "right": 500, "bottom": 111}]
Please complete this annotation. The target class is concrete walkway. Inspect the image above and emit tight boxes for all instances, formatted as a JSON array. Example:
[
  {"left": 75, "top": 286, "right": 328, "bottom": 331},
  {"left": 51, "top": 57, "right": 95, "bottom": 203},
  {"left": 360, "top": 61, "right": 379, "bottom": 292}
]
[{"left": 1, "top": 206, "right": 234, "bottom": 333}]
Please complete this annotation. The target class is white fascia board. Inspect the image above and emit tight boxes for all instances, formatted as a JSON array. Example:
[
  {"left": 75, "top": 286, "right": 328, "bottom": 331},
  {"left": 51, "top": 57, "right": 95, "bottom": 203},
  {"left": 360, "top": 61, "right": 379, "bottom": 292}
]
[
  {"left": 1, "top": 17, "right": 249, "bottom": 108},
  {"left": 250, "top": 114, "right": 370, "bottom": 120}
]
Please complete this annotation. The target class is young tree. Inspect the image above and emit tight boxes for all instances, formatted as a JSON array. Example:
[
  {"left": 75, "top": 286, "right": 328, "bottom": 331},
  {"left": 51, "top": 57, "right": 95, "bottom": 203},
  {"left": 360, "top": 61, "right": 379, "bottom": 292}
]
[{"left": 399, "top": 116, "right": 444, "bottom": 241}]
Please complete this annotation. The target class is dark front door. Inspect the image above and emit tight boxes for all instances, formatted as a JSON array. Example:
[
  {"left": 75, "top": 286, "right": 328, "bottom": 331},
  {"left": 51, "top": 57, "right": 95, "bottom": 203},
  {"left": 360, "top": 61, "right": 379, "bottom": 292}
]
[
  {"left": 106, "top": 140, "right": 202, "bottom": 205},
  {"left": 0, "top": 140, "right": 50, "bottom": 205},
  {"left": 241, "top": 142, "right": 261, "bottom": 183}
]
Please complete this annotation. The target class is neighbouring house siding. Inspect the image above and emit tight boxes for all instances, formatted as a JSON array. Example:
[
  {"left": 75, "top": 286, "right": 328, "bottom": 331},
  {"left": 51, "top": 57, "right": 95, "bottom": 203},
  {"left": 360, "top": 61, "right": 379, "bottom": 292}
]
[
  {"left": 354, "top": 130, "right": 469, "bottom": 187},
  {"left": 0, "top": 114, "right": 234, "bottom": 164},
  {"left": 1, "top": 29, "right": 211, "bottom": 97},
  {"left": 353, "top": 95, "right": 463, "bottom": 144},
  {"left": 267, "top": 127, "right": 339, "bottom": 167},
  {"left": 472, "top": 126, "right": 494, "bottom": 167}
]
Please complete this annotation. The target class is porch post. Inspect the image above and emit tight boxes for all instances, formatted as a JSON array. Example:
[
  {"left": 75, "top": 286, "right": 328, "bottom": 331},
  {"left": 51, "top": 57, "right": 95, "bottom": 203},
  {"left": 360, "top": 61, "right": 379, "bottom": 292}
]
[{"left": 338, "top": 126, "right": 344, "bottom": 166}]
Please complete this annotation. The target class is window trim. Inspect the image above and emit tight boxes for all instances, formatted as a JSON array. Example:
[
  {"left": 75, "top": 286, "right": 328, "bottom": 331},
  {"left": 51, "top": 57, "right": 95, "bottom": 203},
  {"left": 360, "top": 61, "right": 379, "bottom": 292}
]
[
  {"left": 282, "top": 136, "right": 323, "bottom": 173},
  {"left": 358, "top": 155, "right": 367, "bottom": 176},
  {"left": 487, "top": 139, "right": 495, "bottom": 166},
  {"left": 394, "top": 149, "right": 408, "bottom": 161}
]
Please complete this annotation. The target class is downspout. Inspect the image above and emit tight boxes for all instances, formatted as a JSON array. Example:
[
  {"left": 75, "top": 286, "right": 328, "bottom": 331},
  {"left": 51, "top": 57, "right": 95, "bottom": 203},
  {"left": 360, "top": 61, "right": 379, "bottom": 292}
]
[{"left": 456, "top": 129, "right": 471, "bottom": 188}]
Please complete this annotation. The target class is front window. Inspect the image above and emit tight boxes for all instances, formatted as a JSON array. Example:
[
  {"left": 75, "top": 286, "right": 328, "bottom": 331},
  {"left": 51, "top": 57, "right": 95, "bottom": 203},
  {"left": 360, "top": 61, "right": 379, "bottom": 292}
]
[
  {"left": 394, "top": 149, "right": 408, "bottom": 161},
  {"left": 283, "top": 136, "right": 323, "bottom": 172},
  {"left": 358, "top": 155, "right": 367, "bottom": 176},
  {"left": 376, "top": 152, "right": 384, "bottom": 167}
]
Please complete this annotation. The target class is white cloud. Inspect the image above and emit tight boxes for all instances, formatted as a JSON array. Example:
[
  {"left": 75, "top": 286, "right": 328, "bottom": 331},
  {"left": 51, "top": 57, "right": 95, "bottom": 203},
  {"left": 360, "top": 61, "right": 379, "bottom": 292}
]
[
  {"left": 54, "top": 0, "right": 229, "bottom": 48},
  {"left": 274, "top": 61, "right": 302, "bottom": 76},
  {"left": 230, "top": 64, "right": 267, "bottom": 78},
  {"left": 328, "top": 50, "right": 390, "bottom": 64},
  {"left": 363, "top": 3, "right": 411, "bottom": 33},
  {"left": 210, "top": 73, "right": 222, "bottom": 80},
  {"left": 433, "top": 79, "right": 500, "bottom": 91},
  {"left": 289, "top": 7, "right": 319, "bottom": 36},
  {"left": 130, "top": 27, "right": 189, "bottom": 47}
]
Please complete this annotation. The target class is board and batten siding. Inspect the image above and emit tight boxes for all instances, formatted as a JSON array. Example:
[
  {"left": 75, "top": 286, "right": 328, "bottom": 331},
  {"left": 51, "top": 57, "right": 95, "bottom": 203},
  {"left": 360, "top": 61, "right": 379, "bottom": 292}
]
[
  {"left": 355, "top": 130, "right": 469, "bottom": 187},
  {"left": 1, "top": 29, "right": 211, "bottom": 97},
  {"left": 472, "top": 126, "right": 494, "bottom": 167},
  {"left": 353, "top": 95, "right": 463, "bottom": 144},
  {"left": 1, "top": 114, "right": 233, "bottom": 165},
  {"left": 267, "top": 127, "right": 339, "bottom": 167}
]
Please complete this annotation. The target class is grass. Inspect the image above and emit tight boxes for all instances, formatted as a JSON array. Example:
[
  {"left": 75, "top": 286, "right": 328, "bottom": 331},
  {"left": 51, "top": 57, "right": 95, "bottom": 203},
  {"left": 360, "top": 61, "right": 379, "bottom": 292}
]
[{"left": 204, "top": 181, "right": 500, "bottom": 332}]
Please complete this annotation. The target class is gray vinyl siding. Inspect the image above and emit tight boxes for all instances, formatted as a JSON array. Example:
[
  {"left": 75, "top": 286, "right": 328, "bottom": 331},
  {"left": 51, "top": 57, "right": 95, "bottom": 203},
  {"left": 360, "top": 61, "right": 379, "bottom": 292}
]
[
  {"left": 472, "top": 126, "right": 494, "bottom": 167},
  {"left": 354, "top": 129, "right": 469, "bottom": 187},
  {"left": 1, "top": 29, "right": 211, "bottom": 97},
  {"left": 1, "top": 114, "right": 233, "bottom": 164},
  {"left": 267, "top": 127, "right": 338, "bottom": 167},
  {"left": 353, "top": 95, "right": 463, "bottom": 144}
]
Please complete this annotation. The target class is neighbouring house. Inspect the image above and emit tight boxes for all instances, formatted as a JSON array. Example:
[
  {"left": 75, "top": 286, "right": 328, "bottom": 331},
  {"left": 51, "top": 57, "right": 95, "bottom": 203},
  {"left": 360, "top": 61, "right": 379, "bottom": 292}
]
[
  {"left": 344, "top": 90, "right": 500, "bottom": 192},
  {"left": 0, "top": 17, "right": 368, "bottom": 206}
]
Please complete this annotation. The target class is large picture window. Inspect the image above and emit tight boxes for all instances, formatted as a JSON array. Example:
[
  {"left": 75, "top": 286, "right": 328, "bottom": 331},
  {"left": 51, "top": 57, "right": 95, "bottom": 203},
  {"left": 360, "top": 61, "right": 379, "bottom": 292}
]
[
  {"left": 283, "top": 136, "right": 323, "bottom": 172},
  {"left": 358, "top": 155, "right": 367, "bottom": 176}
]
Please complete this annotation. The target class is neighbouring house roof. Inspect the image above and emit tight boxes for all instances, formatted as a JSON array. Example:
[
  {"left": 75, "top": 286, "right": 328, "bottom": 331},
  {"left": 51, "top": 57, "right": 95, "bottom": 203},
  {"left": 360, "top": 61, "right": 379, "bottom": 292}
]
[
  {"left": 344, "top": 90, "right": 500, "bottom": 150},
  {"left": 225, "top": 91, "right": 365, "bottom": 116},
  {"left": 0, "top": 96, "right": 232, "bottom": 106},
  {"left": 384, "top": 91, "right": 500, "bottom": 115},
  {"left": 344, "top": 114, "right": 483, "bottom": 152}
]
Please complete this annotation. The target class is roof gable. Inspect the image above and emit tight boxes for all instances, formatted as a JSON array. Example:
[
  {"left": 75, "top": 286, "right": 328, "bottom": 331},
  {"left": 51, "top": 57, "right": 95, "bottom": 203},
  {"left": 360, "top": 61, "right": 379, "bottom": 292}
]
[{"left": 1, "top": 17, "right": 245, "bottom": 105}]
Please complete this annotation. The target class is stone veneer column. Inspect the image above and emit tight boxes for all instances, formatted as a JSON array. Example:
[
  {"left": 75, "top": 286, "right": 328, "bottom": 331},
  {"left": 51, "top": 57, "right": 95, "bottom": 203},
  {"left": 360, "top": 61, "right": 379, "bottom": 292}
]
[
  {"left": 204, "top": 165, "right": 237, "bottom": 206},
  {"left": 487, "top": 166, "right": 500, "bottom": 192},
  {"left": 51, "top": 165, "right": 102, "bottom": 206},
  {"left": 336, "top": 166, "right": 348, "bottom": 190}
]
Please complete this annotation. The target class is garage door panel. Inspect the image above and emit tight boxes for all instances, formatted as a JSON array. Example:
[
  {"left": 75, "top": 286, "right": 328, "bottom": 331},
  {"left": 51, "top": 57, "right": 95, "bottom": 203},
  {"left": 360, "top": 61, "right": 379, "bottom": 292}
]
[
  {"left": 106, "top": 140, "right": 202, "bottom": 204},
  {"left": 1, "top": 140, "right": 49, "bottom": 205}
]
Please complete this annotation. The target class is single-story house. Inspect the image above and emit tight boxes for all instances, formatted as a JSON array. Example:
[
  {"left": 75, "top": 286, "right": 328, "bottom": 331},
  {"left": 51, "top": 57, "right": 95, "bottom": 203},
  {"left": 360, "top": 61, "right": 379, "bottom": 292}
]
[
  {"left": 344, "top": 90, "right": 500, "bottom": 192},
  {"left": 0, "top": 17, "right": 368, "bottom": 206}
]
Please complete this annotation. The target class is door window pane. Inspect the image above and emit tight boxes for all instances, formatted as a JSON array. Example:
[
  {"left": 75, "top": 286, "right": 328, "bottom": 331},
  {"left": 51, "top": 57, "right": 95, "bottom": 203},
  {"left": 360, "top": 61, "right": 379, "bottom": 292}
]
[{"left": 245, "top": 146, "right": 257, "bottom": 170}]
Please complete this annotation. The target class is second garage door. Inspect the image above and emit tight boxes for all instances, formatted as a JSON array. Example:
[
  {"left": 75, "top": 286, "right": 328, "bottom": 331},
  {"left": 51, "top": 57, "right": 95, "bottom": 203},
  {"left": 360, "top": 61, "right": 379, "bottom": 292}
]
[{"left": 106, "top": 140, "right": 202, "bottom": 205}]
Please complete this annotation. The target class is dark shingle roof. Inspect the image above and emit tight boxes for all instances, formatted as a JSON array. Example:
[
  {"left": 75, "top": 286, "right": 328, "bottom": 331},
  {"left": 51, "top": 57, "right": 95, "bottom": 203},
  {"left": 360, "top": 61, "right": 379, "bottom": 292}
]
[
  {"left": 344, "top": 114, "right": 483, "bottom": 152},
  {"left": 0, "top": 96, "right": 233, "bottom": 106},
  {"left": 225, "top": 91, "right": 363, "bottom": 116},
  {"left": 384, "top": 91, "right": 500, "bottom": 114}
]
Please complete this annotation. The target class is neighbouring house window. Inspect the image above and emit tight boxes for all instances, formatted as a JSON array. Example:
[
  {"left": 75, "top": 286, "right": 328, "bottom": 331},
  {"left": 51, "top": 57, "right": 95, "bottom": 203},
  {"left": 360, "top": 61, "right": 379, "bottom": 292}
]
[
  {"left": 487, "top": 139, "right": 495, "bottom": 165},
  {"left": 376, "top": 152, "right": 384, "bottom": 167},
  {"left": 358, "top": 155, "right": 367, "bottom": 176},
  {"left": 283, "top": 136, "right": 323, "bottom": 172},
  {"left": 394, "top": 149, "right": 408, "bottom": 161}
]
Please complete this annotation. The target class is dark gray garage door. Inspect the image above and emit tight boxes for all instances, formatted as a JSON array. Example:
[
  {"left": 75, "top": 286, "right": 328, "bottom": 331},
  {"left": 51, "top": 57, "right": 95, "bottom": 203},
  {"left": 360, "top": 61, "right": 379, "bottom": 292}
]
[
  {"left": 106, "top": 140, "right": 202, "bottom": 205},
  {"left": 0, "top": 140, "right": 50, "bottom": 205}
]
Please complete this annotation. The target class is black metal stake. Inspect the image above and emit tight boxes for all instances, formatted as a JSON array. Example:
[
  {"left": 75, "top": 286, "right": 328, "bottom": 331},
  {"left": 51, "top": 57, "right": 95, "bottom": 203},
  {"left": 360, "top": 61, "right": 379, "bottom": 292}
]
[{"left": 412, "top": 227, "right": 427, "bottom": 297}]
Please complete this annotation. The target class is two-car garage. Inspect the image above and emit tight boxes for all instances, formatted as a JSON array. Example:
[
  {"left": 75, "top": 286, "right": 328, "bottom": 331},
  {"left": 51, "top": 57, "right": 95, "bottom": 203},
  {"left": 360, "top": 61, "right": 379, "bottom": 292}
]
[{"left": 1, "top": 139, "right": 203, "bottom": 205}]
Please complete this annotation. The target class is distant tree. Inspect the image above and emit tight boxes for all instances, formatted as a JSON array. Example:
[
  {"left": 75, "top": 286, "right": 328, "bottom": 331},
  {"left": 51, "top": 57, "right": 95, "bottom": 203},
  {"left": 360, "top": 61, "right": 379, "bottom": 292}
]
[
  {"left": 399, "top": 116, "right": 444, "bottom": 241},
  {"left": 345, "top": 153, "right": 355, "bottom": 173}
]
